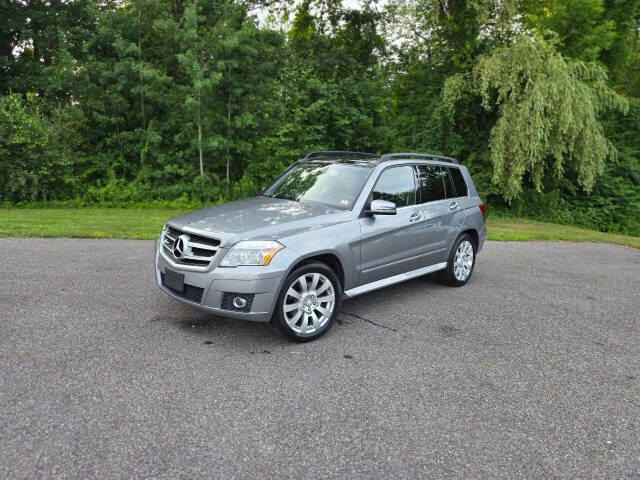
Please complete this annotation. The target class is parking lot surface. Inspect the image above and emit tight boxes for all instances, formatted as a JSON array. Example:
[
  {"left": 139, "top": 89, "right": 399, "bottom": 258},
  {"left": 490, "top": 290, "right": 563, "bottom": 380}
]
[{"left": 1, "top": 238, "right": 639, "bottom": 479}]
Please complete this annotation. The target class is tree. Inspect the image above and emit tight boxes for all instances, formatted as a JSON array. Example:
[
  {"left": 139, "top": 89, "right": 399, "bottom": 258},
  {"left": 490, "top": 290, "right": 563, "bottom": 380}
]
[
  {"left": 175, "top": 0, "right": 225, "bottom": 177},
  {"left": 264, "top": 2, "right": 389, "bottom": 160},
  {"left": 524, "top": 0, "right": 617, "bottom": 61},
  {"left": 212, "top": 7, "right": 282, "bottom": 183},
  {"left": 0, "top": 0, "right": 638, "bottom": 235},
  {"left": 444, "top": 35, "right": 628, "bottom": 201},
  {"left": 0, "top": 94, "right": 80, "bottom": 202}
]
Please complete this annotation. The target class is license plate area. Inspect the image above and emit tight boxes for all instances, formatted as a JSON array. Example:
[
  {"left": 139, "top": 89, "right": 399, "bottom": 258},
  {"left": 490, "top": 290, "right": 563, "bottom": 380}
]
[{"left": 164, "top": 268, "right": 185, "bottom": 292}]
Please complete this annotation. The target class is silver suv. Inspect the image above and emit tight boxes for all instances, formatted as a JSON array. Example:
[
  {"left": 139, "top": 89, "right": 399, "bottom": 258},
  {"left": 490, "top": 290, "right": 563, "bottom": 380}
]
[{"left": 155, "top": 152, "right": 487, "bottom": 341}]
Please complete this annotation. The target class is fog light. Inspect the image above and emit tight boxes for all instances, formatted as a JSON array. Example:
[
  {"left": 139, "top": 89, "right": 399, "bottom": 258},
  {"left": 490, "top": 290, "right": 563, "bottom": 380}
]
[
  {"left": 232, "top": 296, "right": 247, "bottom": 309},
  {"left": 221, "top": 292, "right": 254, "bottom": 312}
]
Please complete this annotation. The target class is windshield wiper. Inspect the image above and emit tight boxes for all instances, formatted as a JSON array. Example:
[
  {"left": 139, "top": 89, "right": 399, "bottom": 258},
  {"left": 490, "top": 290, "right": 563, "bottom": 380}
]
[{"left": 273, "top": 194, "right": 298, "bottom": 202}]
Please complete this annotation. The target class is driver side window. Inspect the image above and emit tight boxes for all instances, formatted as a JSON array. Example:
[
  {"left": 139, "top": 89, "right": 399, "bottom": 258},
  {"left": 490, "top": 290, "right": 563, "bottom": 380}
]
[{"left": 372, "top": 166, "right": 416, "bottom": 207}]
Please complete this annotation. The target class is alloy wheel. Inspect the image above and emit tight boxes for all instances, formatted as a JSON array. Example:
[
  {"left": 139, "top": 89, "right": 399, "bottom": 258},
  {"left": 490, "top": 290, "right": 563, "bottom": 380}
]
[
  {"left": 283, "top": 273, "right": 336, "bottom": 335},
  {"left": 453, "top": 240, "right": 474, "bottom": 281}
]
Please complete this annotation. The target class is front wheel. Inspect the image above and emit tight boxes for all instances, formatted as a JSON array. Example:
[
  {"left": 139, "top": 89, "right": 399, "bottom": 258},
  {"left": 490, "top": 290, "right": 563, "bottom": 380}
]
[
  {"left": 437, "top": 234, "right": 476, "bottom": 287},
  {"left": 272, "top": 262, "right": 342, "bottom": 342}
]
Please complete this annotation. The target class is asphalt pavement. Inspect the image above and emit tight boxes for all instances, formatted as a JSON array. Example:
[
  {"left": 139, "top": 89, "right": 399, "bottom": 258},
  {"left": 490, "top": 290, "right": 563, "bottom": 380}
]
[{"left": 1, "top": 238, "right": 639, "bottom": 479}]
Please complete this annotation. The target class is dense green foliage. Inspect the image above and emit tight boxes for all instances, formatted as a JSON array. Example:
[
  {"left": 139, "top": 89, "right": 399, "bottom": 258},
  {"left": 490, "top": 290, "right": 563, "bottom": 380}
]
[
  {"left": 1, "top": 0, "right": 639, "bottom": 234},
  {"left": 445, "top": 36, "right": 628, "bottom": 201}
]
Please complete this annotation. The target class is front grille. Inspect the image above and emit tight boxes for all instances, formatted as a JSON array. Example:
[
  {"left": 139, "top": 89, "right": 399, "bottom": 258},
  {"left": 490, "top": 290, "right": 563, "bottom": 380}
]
[
  {"left": 162, "top": 225, "right": 220, "bottom": 267},
  {"left": 221, "top": 293, "right": 255, "bottom": 313},
  {"left": 160, "top": 273, "right": 204, "bottom": 303}
]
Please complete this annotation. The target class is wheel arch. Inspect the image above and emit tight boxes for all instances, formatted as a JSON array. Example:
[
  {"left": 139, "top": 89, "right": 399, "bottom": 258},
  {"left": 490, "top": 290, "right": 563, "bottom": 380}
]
[
  {"left": 287, "top": 252, "right": 345, "bottom": 292},
  {"left": 460, "top": 228, "right": 479, "bottom": 249}
]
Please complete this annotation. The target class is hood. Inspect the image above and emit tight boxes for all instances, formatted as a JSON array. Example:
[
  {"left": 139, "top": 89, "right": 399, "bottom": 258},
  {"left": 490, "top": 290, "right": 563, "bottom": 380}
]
[{"left": 167, "top": 196, "right": 353, "bottom": 246}]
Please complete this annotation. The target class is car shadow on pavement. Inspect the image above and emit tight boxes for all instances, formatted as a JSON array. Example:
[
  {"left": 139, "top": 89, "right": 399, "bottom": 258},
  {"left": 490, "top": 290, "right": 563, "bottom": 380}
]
[
  {"left": 153, "top": 307, "right": 278, "bottom": 337},
  {"left": 341, "top": 272, "right": 445, "bottom": 310},
  {"left": 150, "top": 273, "right": 453, "bottom": 344},
  {"left": 148, "top": 295, "right": 297, "bottom": 348}
]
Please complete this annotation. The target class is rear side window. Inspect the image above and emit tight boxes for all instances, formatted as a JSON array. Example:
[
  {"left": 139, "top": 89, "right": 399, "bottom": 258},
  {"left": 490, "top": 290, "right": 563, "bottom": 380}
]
[
  {"left": 417, "top": 165, "right": 446, "bottom": 203},
  {"left": 443, "top": 169, "right": 455, "bottom": 198},
  {"left": 372, "top": 166, "right": 416, "bottom": 207},
  {"left": 448, "top": 167, "right": 468, "bottom": 197}
]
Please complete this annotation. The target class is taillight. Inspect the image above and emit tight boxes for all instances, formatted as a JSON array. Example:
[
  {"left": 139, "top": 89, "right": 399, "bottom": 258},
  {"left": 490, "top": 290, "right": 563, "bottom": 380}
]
[{"left": 478, "top": 204, "right": 486, "bottom": 223}]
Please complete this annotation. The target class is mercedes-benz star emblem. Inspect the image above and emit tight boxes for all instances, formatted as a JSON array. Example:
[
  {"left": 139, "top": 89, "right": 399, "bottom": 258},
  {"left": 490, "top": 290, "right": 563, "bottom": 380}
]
[{"left": 173, "top": 234, "right": 189, "bottom": 259}]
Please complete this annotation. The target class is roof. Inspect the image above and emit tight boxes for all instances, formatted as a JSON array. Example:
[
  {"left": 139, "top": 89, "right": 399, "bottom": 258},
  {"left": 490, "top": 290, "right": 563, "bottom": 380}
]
[{"left": 301, "top": 151, "right": 459, "bottom": 165}]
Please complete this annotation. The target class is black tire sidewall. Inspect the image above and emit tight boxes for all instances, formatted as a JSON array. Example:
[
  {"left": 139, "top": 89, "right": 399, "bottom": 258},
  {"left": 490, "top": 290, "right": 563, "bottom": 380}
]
[{"left": 273, "top": 262, "right": 342, "bottom": 342}]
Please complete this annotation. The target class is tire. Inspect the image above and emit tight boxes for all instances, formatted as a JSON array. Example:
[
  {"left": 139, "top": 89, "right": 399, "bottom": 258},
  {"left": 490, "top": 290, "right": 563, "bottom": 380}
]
[
  {"left": 437, "top": 233, "right": 476, "bottom": 287},
  {"left": 272, "top": 262, "right": 342, "bottom": 342}
]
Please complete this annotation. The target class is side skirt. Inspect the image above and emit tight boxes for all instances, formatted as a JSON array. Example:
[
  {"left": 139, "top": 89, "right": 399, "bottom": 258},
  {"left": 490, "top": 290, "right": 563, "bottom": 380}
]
[{"left": 343, "top": 262, "right": 447, "bottom": 298}]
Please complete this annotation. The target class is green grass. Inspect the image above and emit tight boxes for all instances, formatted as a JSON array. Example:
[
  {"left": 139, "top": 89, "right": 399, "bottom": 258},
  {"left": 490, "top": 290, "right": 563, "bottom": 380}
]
[
  {"left": 0, "top": 208, "right": 638, "bottom": 248},
  {"left": 486, "top": 217, "right": 640, "bottom": 248},
  {"left": 0, "top": 207, "right": 185, "bottom": 240}
]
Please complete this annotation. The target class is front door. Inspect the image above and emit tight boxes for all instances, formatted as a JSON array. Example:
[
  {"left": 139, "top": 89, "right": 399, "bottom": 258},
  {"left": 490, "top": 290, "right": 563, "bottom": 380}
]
[{"left": 358, "top": 165, "right": 425, "bottom": 285}]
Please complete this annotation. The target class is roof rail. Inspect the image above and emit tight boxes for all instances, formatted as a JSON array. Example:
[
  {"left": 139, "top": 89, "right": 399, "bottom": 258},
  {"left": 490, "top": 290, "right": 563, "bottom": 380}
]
[
  {"left": 303, "top": 151, "right": 380, "bottom": 160},
  {"left": 380, "top": 153, "right": 459, "bottom": 164}
]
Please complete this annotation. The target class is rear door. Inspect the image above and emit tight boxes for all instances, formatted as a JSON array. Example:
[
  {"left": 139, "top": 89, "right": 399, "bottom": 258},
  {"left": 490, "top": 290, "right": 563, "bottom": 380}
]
[
  {"left": 443, "top": 166, "right": 467, "bottom": 247},
  {"left": 358, "top": 165, "right": 425, "bottom": 284},
  {"left": 416, "top": 164, "right": 461, "bottom": 264}
]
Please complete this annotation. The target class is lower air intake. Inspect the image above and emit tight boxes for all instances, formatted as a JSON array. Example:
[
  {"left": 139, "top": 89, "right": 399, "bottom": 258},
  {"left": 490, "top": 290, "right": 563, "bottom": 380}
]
[{"left": 160, "top": 273, "right": 204, "bottom": 303}]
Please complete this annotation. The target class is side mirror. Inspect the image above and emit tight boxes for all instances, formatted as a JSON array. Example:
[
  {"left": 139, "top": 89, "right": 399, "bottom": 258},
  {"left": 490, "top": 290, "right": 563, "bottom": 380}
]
[{"left": 368, "top": 199, "right": 397, "bottom": 216}]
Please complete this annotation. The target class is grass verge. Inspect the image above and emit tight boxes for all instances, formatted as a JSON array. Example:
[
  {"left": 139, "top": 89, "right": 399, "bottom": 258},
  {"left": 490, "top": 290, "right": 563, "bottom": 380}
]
[
  {"left": 0, "top": 208, "right": 638, "bottom": 248},
  {"left": 0, "top": 208, "right": 184, "bottom": 240},
  {"left": 486, "top": 217, "right": 639, "bottom": 248}
]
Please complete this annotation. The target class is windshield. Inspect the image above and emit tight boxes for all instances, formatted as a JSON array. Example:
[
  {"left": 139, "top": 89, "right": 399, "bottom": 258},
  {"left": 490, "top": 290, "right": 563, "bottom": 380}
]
[{"left": 263, "top": 162, "right": 371, "bottom": 209}]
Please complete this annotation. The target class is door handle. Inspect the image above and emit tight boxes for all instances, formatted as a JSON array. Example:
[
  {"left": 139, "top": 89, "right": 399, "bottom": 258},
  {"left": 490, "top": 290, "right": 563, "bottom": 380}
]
[
  {"left": 449, "top": 202, "right": 459, "bottom": 211},
  {"left": 409, "top": 211, "right": 423, "bottom": 223}
]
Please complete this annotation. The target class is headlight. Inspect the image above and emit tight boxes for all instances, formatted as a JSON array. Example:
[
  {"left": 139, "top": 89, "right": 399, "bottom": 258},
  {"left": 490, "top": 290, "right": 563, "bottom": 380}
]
[{"left": 220, "top": 240, "right": 283, "bottom": 267}]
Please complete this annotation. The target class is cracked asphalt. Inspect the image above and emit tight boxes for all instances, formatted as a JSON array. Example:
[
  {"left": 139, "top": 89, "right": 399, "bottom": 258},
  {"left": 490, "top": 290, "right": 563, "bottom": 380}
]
[{"left": 1, "top": 238, "right": 639, "bottom": 479}]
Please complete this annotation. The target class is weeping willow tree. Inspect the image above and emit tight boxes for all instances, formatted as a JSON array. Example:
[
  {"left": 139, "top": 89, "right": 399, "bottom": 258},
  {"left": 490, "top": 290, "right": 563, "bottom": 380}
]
[{"left": 445, "top": 35, "right": 629, "bottom": 202}]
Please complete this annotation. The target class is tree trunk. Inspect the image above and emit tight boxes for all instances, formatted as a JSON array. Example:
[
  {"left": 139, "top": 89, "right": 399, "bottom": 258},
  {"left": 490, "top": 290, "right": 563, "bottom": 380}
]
[
  {"left": 115, "top": 117, "right": 121, "bottom": 148},
  {"left": 226, "top": 86, "right": 231, "bottom": 183},
  {"left": 138, "top": 9, "right": 146, "bottom": 130},
  {"left": 194, "top": 0, "right": 203, "bottom": 177},
  {"left": 198, "top": 109, "right": 203, "bottom": 176}
]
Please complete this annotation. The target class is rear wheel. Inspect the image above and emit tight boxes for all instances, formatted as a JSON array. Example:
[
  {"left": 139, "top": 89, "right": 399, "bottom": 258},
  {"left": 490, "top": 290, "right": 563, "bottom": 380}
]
[
  {"left": 437, "top": 234, "right": 476, "bottom": 287},
  {"left": 272, "top": 262, "right": 341, "bottom": 342}
]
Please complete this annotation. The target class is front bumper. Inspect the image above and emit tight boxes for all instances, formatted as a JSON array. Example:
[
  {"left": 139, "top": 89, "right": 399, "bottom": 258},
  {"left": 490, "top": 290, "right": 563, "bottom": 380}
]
[{"left": 154, "top": 238, "right": 287, "bottom": 322}]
